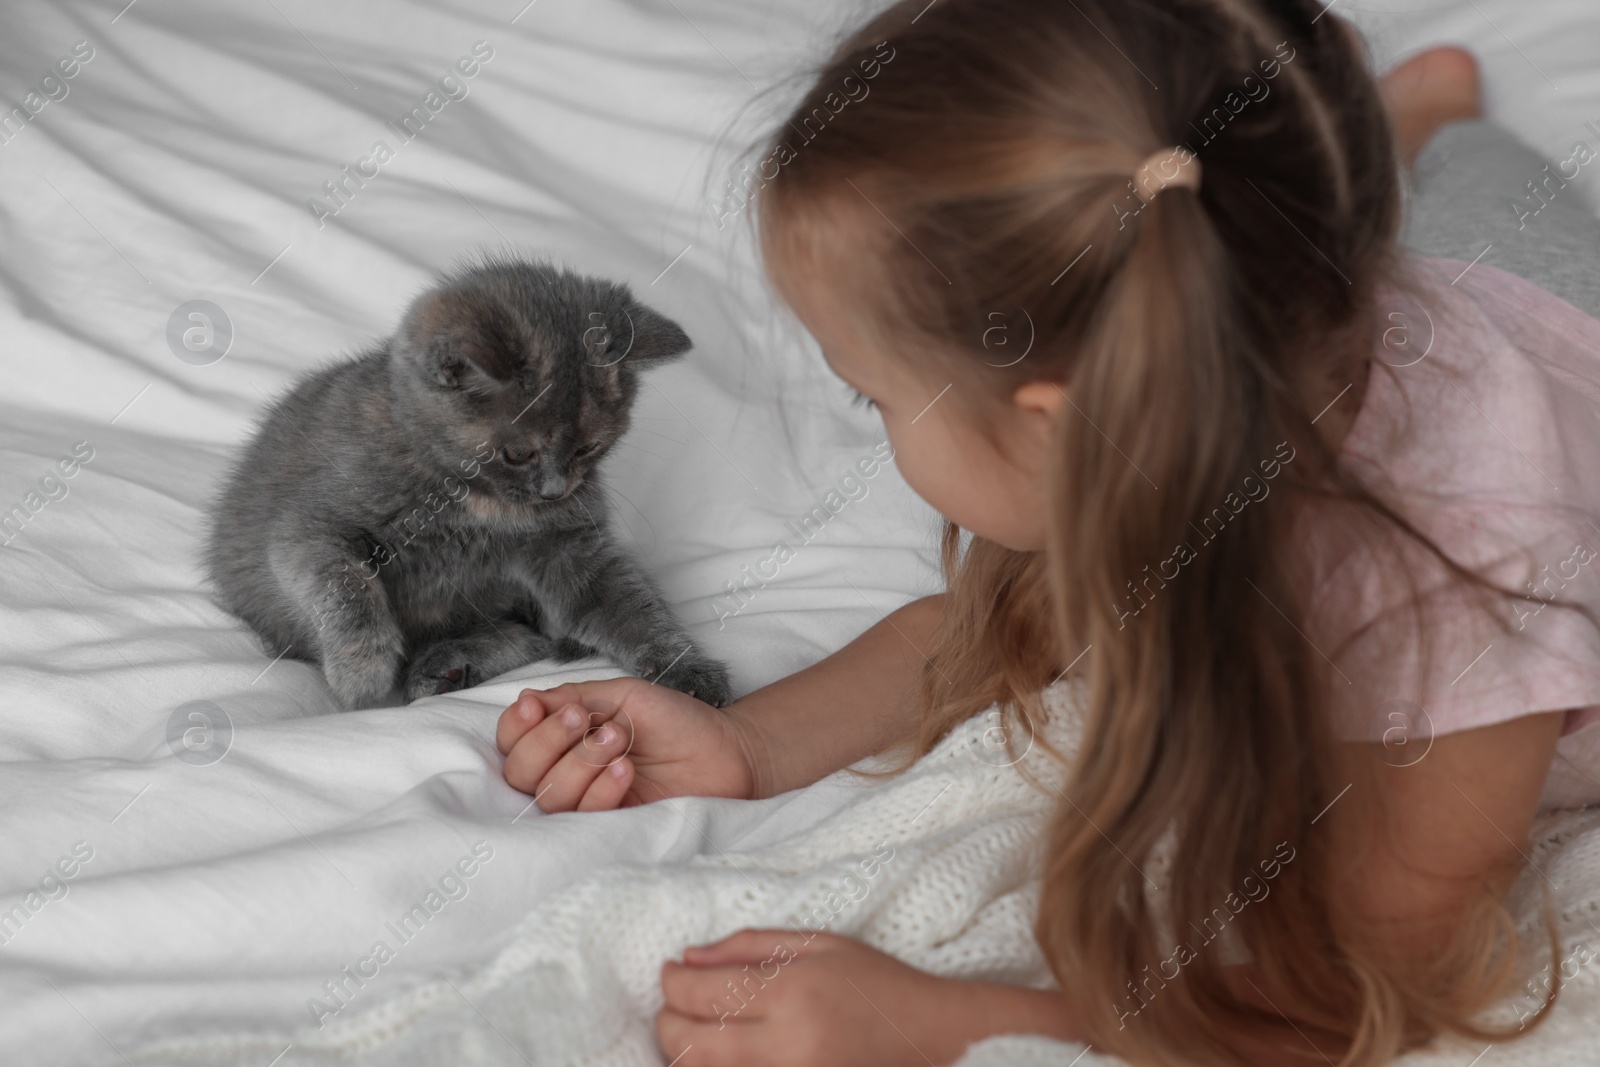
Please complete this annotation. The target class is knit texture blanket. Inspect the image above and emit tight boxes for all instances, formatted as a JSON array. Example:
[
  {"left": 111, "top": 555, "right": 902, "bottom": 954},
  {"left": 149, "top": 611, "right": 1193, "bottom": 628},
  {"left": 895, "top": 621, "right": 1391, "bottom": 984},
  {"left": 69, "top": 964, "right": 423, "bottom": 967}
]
[{"left": 138, "top": 683, "right": 1600, "bottom": 1066}]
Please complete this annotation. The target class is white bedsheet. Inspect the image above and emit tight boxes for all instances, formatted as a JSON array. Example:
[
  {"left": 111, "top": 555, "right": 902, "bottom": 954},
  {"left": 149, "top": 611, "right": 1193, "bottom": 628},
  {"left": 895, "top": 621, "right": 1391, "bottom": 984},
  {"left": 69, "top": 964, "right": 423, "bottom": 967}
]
[{"left": 0, "top": 0, "right": 1596, "bottom": 1064}]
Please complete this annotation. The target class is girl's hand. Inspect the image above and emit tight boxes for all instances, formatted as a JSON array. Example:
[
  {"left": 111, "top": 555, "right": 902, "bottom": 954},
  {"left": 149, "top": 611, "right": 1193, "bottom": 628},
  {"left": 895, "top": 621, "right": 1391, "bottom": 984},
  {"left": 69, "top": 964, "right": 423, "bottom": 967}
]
[
  {"left": 657, "top": 930, "right": 982, "bottom": 1067},
  {"left": 496, "top": 679, "right": 761, "bottom": 811}
]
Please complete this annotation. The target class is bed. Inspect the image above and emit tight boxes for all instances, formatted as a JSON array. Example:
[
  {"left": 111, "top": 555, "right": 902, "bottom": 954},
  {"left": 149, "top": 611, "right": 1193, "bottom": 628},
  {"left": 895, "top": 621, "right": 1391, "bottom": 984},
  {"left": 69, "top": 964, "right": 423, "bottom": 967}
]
[{"left": 0, "top": 1, "right": 1596, "bottom": 1064}]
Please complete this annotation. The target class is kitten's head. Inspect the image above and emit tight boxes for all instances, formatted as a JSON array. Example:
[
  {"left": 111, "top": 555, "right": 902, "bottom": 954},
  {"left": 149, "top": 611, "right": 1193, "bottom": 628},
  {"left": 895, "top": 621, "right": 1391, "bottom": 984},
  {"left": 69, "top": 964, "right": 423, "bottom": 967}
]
[{"left": 388, "top": 257, "right": 691, "bottom": 505}]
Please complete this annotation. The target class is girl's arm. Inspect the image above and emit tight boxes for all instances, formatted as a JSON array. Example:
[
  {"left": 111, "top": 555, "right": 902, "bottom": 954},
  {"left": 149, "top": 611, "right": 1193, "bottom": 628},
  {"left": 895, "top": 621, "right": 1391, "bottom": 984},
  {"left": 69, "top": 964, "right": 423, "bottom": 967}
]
[
  {"left": 1332, "top": 709, "right": 1565, "bottom": 954},
  {"left": 732, "top": 593, "right": 943, "bottom": 797},
  {"left": 498, "top": 594, "right": 943, "bottom": 806},
  {"left": 1216, "top": 709, "right": 1567, "bottom": 1065}
]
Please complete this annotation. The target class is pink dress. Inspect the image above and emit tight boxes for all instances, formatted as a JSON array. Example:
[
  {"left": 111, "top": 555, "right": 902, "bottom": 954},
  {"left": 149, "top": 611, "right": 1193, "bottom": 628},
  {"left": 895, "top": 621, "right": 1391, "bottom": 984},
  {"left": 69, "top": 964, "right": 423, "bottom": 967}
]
[{"left": 1304, "top": 256, "right": 1600, "bottom": 809}]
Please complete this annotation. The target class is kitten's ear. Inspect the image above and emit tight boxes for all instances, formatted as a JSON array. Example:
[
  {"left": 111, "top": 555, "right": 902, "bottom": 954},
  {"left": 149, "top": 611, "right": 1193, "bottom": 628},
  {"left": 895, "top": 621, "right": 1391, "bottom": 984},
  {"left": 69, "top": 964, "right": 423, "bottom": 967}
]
[
  {"left": 620, "top": 302, "right": 692, "bottom": 366},
  {"left": 426, "top": 334, "right": 509, "bottom": 393},
  {"left": 402, "top": 290, "right": 515, "bottom": 392}
]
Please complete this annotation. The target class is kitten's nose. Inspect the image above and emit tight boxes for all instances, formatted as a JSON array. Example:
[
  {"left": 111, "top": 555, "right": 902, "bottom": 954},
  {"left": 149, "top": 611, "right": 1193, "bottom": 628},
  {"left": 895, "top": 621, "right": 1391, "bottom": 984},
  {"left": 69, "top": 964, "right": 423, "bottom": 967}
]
[
  {"left": 536, "top": 473, "right": 568, "bottom": 501},
  {"left": 501, "top": 445, "right": 536, "bottom": 466}
]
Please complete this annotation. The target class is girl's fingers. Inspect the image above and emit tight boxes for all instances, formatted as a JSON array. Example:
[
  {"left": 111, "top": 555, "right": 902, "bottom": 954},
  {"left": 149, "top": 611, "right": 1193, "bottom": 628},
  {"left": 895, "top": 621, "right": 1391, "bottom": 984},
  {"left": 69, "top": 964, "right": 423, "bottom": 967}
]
[
  {"left": 502, "top": 703, "right": 602, "bottom": 794},
  {"left": 522, "top": 682, "right": 587, "bottom": 712},
  {"left": 531, "top": 679, "right": 642, "bottom": 718},
  {"left": 660, "top": 960, "right": 769, "bottom": 1021},
  {"left": 656, "top": 1008, "right": 755, "bottom": 1067},
  {"left": 576, "top": 755, "right": 634, "bottom": 812},
  {"left": 682, "top": 928, "right": 820, "bottom": 967},
  {"left": 497, "top": 679, "right": 643, "bottom": 756},
  {"left": 531, "top": 718, "right": 630, "bottom": 812},
  {"left": 496, "top": 688, "right": 551, "bottom": 754}
]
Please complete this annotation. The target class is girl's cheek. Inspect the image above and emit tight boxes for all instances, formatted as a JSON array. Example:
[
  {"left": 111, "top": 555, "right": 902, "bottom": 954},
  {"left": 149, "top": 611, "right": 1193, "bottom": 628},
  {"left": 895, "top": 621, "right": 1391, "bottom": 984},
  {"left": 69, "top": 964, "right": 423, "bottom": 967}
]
[
  {"left": 880, "top": 405, "right": 1031, "bottom": 544},
  {"left": 885, "top": 448, "right": 944, "bottom": 512},
  {"left": 915, "top": 447, "right": 1047, "bottom": 551},
  {"left": 896, "top": 445, "right": 980, "bottom": 529}
]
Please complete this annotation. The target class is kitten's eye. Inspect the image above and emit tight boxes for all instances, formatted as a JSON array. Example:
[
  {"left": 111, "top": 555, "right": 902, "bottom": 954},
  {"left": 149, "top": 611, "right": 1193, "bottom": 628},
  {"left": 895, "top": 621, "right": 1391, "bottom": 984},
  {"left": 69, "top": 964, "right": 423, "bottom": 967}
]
[
  {"left": 573, "top": 441, "right": 600, "bottom": 457},
  {"left": 502, "top": 444, "right": 538, "bottom": 466},
  {"left": 848, "top": 387, "right": 877, "bottom": 411}
]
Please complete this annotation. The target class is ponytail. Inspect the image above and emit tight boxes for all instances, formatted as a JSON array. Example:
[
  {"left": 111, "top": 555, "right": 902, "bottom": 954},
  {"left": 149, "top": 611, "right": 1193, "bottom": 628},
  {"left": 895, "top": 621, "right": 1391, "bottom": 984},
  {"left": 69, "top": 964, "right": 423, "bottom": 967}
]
[{"left": 1039, "top": 169, "right": 1357, "bottom": 1060}]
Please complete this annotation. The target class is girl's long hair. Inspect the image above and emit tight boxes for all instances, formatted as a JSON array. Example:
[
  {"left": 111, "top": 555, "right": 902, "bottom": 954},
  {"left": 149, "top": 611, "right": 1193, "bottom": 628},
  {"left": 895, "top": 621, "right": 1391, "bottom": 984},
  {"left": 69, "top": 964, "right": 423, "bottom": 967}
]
[{"left": 757, "top": 0, "right": 1562, "bottom": 1062}]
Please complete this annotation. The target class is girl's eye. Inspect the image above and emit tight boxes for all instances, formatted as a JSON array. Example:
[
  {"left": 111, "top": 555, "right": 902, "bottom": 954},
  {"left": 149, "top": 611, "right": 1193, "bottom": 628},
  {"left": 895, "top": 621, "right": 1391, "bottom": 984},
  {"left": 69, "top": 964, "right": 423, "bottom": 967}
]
[{"left": 848, "top": 388, "right": 877, "bottom": 411}]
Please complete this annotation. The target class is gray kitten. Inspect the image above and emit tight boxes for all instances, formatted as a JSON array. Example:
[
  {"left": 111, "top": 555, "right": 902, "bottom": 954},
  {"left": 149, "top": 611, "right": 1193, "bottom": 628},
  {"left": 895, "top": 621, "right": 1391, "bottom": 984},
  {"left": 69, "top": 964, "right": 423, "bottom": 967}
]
[{"left": 205, "top": 256, "right": 733, "bottom": 709}]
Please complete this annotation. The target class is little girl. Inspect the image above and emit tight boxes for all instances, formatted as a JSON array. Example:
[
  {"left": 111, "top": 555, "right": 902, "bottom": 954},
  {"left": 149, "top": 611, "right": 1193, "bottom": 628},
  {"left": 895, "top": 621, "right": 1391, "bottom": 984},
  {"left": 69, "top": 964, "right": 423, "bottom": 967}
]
[{"left": 498, "top": 1, "right": 1600, "bottom": 1063}]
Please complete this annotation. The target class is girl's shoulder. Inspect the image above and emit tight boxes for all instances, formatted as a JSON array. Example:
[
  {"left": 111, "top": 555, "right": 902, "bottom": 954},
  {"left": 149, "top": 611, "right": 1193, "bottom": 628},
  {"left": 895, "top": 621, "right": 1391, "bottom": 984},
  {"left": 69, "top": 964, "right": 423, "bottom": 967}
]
[
  {"left": 1433, "top": 254, "right": 1600, "bottom": 404},
  {"left": 1351, "top": 255, "right": 1600, "bottom": 504},
  {"left": 1303, "top": 255, "right": 1600, "bottom": 807}
]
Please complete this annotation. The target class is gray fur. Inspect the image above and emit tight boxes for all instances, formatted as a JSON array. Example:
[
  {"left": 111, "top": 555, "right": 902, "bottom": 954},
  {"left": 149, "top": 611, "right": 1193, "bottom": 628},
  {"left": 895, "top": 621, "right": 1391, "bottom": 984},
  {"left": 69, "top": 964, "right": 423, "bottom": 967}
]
[{"left": 204, "top": 255, "right": 732, "bottom": 709}]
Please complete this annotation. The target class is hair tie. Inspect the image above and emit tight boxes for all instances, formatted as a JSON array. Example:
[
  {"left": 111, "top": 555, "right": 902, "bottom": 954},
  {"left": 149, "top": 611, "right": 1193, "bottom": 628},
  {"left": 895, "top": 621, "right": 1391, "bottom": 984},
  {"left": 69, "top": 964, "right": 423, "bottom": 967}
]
[{"left": 1132, "top": 145, "right": 1202, "bottom": 201}]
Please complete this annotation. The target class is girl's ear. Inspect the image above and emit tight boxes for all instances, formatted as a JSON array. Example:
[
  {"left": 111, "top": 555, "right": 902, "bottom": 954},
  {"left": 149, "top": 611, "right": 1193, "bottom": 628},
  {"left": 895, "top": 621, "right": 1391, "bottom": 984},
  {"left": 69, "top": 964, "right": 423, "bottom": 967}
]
[{"left": 1013, "top": 379, "right": 1068, "bottom": 417}]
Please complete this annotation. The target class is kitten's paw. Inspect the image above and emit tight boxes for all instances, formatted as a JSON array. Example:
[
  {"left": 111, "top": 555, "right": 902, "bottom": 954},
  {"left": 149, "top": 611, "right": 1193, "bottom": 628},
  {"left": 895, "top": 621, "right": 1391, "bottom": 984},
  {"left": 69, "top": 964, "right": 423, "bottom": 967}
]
[
  {"left": 644, "top": 651, "right": 734, "bottom": 707},
  {"left": 323, "top": 645, "right": 402, "bottom": 710},
  {"left": 403, "top": 660, "right": 475, "bottom": 702},
  {"left": 403, "top": 622, "right": 553, "bottom": 703}
]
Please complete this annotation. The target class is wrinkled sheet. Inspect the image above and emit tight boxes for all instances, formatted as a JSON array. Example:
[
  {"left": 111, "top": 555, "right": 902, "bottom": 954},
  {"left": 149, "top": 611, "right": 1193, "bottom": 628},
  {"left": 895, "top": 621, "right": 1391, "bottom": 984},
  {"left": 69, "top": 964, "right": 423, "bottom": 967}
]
[{"left": 0, "top": 0, "right": 1596, "bottom": 1062}]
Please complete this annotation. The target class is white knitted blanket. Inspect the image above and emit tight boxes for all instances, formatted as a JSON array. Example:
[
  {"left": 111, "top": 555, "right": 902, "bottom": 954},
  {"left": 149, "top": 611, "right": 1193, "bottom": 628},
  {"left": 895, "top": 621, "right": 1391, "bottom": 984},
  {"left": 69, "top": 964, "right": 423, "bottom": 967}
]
[{"left": 138, "top": 684, "right": 1600, "bottom": 1067}]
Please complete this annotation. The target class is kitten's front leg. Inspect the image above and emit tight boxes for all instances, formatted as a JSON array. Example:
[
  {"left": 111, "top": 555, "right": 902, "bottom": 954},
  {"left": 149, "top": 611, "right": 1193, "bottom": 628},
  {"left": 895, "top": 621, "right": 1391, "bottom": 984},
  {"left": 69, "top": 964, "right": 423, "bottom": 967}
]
[
  {"left": 523, "top": 535, "right": 733, "bottom": 707},
  {"left": 268, "top": 528, "right": 404, "bottom": 709}
]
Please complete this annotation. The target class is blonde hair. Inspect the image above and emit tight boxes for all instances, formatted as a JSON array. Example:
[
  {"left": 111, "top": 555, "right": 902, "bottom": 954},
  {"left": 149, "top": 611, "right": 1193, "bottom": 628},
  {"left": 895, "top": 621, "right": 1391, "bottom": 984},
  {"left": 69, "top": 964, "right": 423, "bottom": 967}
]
[{"left": 757, "top": 0, "right": 1562, "bottom": 1062}]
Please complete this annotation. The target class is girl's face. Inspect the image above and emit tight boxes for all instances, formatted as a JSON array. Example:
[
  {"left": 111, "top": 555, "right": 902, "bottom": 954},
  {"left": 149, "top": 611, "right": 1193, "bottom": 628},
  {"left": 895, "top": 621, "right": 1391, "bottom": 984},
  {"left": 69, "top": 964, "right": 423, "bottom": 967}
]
[{"left": 783, "top": 275, "right": 1062, "bottom": 553}]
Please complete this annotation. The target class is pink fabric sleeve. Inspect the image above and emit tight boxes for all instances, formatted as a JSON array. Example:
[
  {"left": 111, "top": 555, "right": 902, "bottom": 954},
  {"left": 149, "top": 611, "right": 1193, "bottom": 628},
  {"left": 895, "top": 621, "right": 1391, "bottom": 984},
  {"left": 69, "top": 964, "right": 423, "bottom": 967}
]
[{"left": 1304, "top": 258, "right": 1600, "bottom": 749}]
